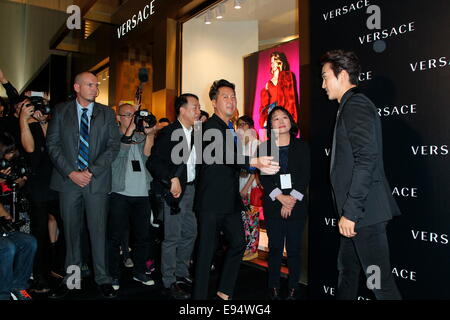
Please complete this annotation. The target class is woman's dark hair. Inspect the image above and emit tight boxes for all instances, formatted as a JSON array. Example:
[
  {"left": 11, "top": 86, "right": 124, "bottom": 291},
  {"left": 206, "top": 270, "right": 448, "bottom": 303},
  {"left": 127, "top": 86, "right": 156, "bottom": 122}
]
[
  {"left": 266, "top": 106, "right": 298, "bottom": 140},
  {"left": 175, "top": 93, "right": 199, "bottom": 116},
  {"left": 0, "top": 132, "right": 16, "bottom": 159},
  {"left": 209, "top": 79, "right": 235, "bottom": 101},
  {"left": 237, "top": 115, "right": 254, "bottom": 128},
  {"left": 320, "top": 49, "right": 361, "bottom": 85},
  {"left": 200, "top": 110, "right": 209, "bottom": 119},
  {"left": 271, "top": 51, "right": 290, "bottom": 71},
  {"left": 158, "top": 117, "right": 170, "bottom": 124}
]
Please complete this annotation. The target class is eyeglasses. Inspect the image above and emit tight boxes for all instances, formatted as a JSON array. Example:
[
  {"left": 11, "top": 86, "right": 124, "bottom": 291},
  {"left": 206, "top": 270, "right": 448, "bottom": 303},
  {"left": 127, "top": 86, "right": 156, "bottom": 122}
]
[{"left": 119, "top": 113, "right": 133, "bottom": 117}]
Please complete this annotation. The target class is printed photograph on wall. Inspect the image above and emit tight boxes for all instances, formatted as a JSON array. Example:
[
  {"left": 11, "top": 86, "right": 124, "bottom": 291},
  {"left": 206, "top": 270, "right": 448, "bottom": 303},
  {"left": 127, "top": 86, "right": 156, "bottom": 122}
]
[{"left": 244, "top": 39, "right": 300, "bottom": 137}]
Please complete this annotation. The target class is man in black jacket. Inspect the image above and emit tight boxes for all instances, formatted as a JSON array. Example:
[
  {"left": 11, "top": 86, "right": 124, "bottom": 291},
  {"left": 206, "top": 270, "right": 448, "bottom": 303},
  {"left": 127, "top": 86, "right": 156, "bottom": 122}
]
[
  {"left": 192, "top": 79, "right": 279, "bottom": 300},
  {"left": 321, "top": 50, "right": 401, "bottom": 300},
  {"left": 147, "top": 93, "right": 200, "bottom": 299}
]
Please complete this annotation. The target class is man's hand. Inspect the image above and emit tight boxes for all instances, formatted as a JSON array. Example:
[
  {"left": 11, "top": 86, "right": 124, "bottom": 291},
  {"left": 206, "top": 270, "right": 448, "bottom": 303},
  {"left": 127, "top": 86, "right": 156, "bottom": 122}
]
[
  {"left": 0, "top": 68, "right": 7, "bottom": 84},
  {"left": 280, "top": 206, "right": 292, "bottom": 219},
  {"left": 275, "top": 194, "right": 296, "bottom": 210},
  {"left": 14, "top": 176, "right": 27, "bottom": 188},
  {"left": 250, "top": 156, "right": 280, "bottom": 175},
  {"left": 0, "top": 167, "right": 11, "bottom": 183},
  {"left": 338, "top": 216, "right": 357, "bottom": 238},
  {"left": 143, "top": 122, "right": 157, "bottom": 136},
  {"left": 170, "top": 177, "right": 182, "bottom": 198},
  {"left": 125, "top": 115, "right": 137, "bottom": 136},
  {"left": 19, "top": 103, "right": 34, "bottom": 122},
  {"left": 68, "top": 170, "right": 92, "bottom": 188}
]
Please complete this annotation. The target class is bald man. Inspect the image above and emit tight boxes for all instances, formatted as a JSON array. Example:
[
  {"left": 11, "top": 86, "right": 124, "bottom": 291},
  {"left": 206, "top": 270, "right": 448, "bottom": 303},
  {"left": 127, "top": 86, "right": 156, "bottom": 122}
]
[{"left": 47, "top": 72, "right": 120, "bottom": 298}]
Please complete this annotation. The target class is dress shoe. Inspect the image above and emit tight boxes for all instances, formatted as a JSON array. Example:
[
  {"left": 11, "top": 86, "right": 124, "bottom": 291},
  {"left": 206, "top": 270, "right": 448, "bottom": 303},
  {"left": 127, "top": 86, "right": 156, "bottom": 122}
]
[
  {"left": 176, "top": 275, "right": 193, "bottom": 286},
  {"left": 49, "top": 283, "right": 70, "bottom": 299},
  {"left": 286, "top": 288, "right": 297, "bottom": 300},
  {"left": 169, "top": 283, "right": 190, "bottom": 300},
  {"left": 99, "top": 284, "right": 118, "bottom": 298},
  {"left": 268, "top": 288, "right": 281, "bottom": 300}
]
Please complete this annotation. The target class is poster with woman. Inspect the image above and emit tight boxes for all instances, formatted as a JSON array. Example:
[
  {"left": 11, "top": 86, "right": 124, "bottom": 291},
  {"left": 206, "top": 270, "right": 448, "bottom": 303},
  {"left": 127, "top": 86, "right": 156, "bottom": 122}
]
[{"left": 244, "top": 39, "right": 300, "bottom": 136}]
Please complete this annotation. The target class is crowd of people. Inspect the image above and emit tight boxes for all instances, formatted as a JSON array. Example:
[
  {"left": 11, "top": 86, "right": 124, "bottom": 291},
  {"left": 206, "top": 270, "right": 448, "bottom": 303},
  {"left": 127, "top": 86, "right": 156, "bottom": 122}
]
[{"left": 0, "top": 49, "right": 402, "bottom": 301}]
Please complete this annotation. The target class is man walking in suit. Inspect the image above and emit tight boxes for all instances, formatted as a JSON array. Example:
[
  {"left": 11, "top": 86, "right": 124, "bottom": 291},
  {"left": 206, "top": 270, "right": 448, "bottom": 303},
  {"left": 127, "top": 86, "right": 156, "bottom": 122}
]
[
  {"left": 321, "top": 50, "right": 401, "bottom": 300},
  {"left": 147, "top": 93, "right": 200, "bottom": 299},
  {"left": 192, "top": 79, "right": 280, "bottom": 300},
  {"left": 47, "top": 72, "right": 120, "bottom": 298}
]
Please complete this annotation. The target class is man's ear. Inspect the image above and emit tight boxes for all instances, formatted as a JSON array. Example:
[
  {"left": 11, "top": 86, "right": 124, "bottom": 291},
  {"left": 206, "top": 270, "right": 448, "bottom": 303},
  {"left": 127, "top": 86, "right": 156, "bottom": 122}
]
[
  {"left": 74, "top": 83, "right": 80, "bottom": 93},
  {"left": 338, "top": 69, "right": 350, "bottom": 84}
]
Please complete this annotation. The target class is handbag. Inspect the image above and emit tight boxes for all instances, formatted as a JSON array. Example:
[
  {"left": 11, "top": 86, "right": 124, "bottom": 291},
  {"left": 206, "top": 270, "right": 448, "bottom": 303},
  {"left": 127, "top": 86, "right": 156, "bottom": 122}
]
[{"left": 250, "top": 185, "right": 264, "bottom": 207}]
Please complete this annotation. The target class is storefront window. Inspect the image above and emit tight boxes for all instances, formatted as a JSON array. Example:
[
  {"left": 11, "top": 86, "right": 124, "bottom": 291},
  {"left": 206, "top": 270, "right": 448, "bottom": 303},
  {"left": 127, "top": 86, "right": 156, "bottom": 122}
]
[
  {"left": 182, "top": 0, "right": 299, "bottom": 126},
  {"left": 182, "top": 0, "right": 300, "bottom": 267},
  {"left": 96, "top": 67, "right": 110, "bottom": 106}
]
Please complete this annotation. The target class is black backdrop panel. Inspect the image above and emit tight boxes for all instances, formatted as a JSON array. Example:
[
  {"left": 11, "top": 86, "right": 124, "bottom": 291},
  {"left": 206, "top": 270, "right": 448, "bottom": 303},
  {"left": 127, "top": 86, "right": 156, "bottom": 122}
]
[{"left": 309, "top": 0, "right": 450, "bottom": 299}]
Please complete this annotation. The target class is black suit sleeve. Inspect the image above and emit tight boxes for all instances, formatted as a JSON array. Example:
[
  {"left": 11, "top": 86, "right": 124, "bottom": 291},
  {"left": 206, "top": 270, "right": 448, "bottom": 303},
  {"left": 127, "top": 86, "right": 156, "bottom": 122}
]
[
  {"left": 46, "top": 104, "right": 77, "bottom": 177},
  {"left": 341, "top": 96, "right": 378, "bottom": 222},
  {"left": 147, "top": 126, "right": 186, "bottom": 186}
]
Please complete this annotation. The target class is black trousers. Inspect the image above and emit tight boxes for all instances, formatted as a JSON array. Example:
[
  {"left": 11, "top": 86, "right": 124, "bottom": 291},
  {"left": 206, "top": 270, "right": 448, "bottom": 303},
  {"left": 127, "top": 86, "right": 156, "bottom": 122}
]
[
  {"left": 337, "top": 221, "right": 402, "bottom": 300},
  {"left": 192, "top": 211, "right": 246, "bottom": 300},
  {"left": 29, "top": 199, "right": 61, "bottom": 285},
  {"left": 107, "top": 193, "right": 154, "bottom": 279},
  {"left": 265, "top": 217, "right": 306, "bottom": 290}
]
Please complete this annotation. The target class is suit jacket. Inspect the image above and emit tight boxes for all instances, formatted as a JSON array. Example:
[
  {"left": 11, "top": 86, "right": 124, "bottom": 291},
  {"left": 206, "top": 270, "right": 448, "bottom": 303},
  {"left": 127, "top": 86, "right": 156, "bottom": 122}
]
[
  {"left": 330, "top": 88, "right": 401, "bottom": 229},
  {"left": 259, "top": 138, "right": 310, "bottom": 220},
  {"left": 147, "top": 120, "right": 193, "bottom": 199},
  {"left": 46, "top": 100, "right": 120, "bottom": 194},
  {"left": 194, "top": 114, "right": 251, "bottom": 214}
]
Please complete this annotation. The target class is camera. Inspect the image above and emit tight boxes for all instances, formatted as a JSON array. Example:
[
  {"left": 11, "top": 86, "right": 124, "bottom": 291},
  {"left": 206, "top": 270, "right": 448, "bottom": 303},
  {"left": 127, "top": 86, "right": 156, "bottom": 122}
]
[
  {"left": 27, "top": 96, "right": 52, "bottom": 115},
  {"left": 134, "top": 109, "right": 157, "bottom": 133},
  {"left": 0, "top": 217, "right": 25, "bottom": 233},
  {"left": 0, "top": 157, "right": 32, "bottom": 183}
]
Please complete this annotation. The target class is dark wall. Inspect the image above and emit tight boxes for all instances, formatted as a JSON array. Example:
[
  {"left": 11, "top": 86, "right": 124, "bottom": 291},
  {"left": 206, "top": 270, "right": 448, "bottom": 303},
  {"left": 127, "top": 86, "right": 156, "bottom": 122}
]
[{"left": 308, "top": 0, "right": 450, "bottom": 299}]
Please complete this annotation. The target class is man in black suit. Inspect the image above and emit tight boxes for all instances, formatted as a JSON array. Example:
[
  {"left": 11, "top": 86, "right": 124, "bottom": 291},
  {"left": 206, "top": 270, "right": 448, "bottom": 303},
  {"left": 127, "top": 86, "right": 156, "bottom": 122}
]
[
  {"left": 46, "top": 72, "right": 120, "bottom": 298},
  {"left": 192, "top": 79, "right": 280, "bottom": 300},
  {"left": 147, "top": 93, "right": 200, "bottom": 299},
  {"left": 321, "top": 50, "right": 401, "bottom": 300}
]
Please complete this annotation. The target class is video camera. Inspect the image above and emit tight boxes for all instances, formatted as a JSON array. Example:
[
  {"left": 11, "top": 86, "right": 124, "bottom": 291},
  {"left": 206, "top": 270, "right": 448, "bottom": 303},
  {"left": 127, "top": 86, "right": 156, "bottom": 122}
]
[
  {"left": 27, "top": 96, "right": 52, "bottom": 115},
  {"left": 0, "top": 217, "right": 25, "bottom": 234},
  {"left": 0, "top": 157, "right": 32, "bottom": 183}
]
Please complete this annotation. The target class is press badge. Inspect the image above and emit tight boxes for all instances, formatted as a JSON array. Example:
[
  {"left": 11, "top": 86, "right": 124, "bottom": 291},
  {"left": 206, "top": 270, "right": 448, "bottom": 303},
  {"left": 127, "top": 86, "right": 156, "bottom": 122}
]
[
  {"left": 280, "top": 174, "right": 292, "bottom": 189},
  {"left": 131, "top": 160, "right": 141, "bottom": 172}
]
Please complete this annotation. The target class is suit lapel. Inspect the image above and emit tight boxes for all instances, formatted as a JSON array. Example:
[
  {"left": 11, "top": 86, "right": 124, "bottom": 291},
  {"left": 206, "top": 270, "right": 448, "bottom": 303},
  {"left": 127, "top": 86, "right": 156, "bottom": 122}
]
[{"left": 89, "top": 103, "right": 101, "bottom": 157}]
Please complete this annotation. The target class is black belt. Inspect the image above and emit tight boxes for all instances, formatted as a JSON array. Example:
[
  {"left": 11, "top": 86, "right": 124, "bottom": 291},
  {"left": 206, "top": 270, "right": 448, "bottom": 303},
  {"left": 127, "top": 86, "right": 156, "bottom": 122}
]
[{"left": 186, "top": 181, "right": 195, "bottom": 186}]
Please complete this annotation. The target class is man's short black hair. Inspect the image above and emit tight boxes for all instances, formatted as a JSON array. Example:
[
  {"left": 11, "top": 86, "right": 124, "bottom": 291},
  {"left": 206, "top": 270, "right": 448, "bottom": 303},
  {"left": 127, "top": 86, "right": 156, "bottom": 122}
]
[
  {"left": 158, "top": 117, "right": 170, "bottom": 124},
  {"left": 209, "top": 79, "right": 235, "bottom": 101},
  {"left": 175, "top": 93, "right": 199, "bottom": 116},
  {"left": 320, "top": 50, "right": 361, "bottom": 85},
  {"left": 200, "top": 110, "right": 209, "bottom": 119}
]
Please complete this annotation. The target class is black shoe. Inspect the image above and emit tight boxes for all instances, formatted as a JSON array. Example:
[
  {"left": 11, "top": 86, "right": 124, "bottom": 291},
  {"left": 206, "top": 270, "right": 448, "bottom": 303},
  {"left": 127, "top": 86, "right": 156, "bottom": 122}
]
[
  {"left": 99, "top": 284, "right": 117, "bottom": 299},
  {"left": 286, "top": 288, "right": 297, "bottom": 300},
  {"left": 268, "top": 288, "right": 281, "bottom": 300},
  {"left": 49, "top": 283, "right": 70, "bottom": 299},
  {"left": 176, "top": 276, "right": 193, "bottom": 286},
  {"left": 169, "top": 283, "right": 190, "bottom": 300}
]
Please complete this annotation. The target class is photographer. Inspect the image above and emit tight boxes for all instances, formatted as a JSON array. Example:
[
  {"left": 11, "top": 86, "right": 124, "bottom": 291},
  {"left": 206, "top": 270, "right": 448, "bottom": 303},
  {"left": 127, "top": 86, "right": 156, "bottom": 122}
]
[
  {"left": 0, "top": 132, "right": 37, "bottom": 300},
  {"left": 108, "top": 103, "right": 156, "bottom": 290},
  {"left": 19, "top": 98, "right": 63, "bottom": 293}
]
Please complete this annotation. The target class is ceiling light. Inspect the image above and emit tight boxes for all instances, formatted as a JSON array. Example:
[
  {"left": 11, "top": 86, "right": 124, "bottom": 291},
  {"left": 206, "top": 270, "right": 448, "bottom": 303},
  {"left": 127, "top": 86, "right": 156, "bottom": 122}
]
[
  {"left": 234, "top": 0, "right": 242, "bottom": 9},
  {"left": 204, "top": 11, "right": 212, "bottom": 24},
  {"left": 216, "top": 4, "right": 225, "bottom": 19}
]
